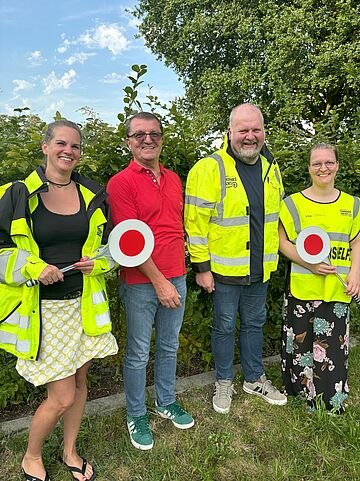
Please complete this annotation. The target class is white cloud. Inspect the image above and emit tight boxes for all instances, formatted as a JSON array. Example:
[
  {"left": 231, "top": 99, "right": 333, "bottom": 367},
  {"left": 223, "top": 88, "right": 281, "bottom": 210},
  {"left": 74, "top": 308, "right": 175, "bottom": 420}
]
[
  {"left": 78, "top": 23, "right": 128, "bottom": 55},
  {"left": 28, "top": 50, "right": 45, "bottom": 66},
  {"left": 101, "top": 72, "right": 124, "bottom": 84},
  {"left": 65, "top": 52, "right": 96, "bottom": 65},
  {"left": 13, "top": 79, "right": 33, "bottom": 92},
  {"left": 42, "top": 69, "right": 77, "bottom": 94},
  {"left": 45, "top": 100, "right": 65, "bottom": 114},
  {"left": 57, "top": 38, "right": 73, "bottom": 54}
]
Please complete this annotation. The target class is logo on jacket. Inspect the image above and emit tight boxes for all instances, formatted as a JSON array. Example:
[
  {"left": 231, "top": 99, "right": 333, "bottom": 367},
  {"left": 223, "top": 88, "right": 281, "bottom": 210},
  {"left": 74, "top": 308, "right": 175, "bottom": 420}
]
[
  {"left": 329, "top": 246, "right": 351, "bottom": 261},
  {"left": 340, "top": 209, "right": 351, "bottom": 217},
  {"left": 226, "top": 177, "right": 238, "bottom": 188}
]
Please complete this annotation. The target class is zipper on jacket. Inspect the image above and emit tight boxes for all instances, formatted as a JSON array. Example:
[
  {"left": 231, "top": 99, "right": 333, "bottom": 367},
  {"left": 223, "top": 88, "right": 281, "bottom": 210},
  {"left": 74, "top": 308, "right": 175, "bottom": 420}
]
[
  {"left": 0, "top": 302, "right": 21, "bottom": 323},
  {"left": 263, "top": 160, "right": 276, "bottom": 183}
]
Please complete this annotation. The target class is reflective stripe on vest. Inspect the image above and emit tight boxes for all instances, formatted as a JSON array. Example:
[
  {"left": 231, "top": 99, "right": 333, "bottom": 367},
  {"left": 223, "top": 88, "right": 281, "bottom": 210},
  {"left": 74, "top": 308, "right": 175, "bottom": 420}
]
[
  {"left": 265, "top": 212, "right": 279, "bottom": 223},
  {"left": 95, "top": 311, "right": 111, "bottom": 327},
  {"left": 187, "top": 236, "right": 208, "bottom": 245},
  {"left": 208, "top": 153, "right": 226, "bottom": 220},
  {"left": 264, "top": 253, "right": 278, "bottom": 262},
  {"left": 354, "top": 197, "right": 360, "bottom": 219},
  {"left": 185, "top": 195, "right": 216, "bottom": 209},
  {"left": 210, "top": 253, "right": 250, "bottom": 266},
  {"left": 328, "top": 232, "right": 349, "bottom": 243},
  {"left": 283, "top": 196, "right": 301, "bottom": 233},
  {"left": 292, "top": 264, "right": 350, "bottom": 275},
  {"left": 0, "top": 249, "right": 30, "bottom": 284},
  {"left": 13, "top": 249, "right": 30, "bottom": 284},
  {"left": 0, "top": 331, "right": 30, "bottom": 353},
  {"left": 5, "top": 310, "right": 30, "bottom": 330},
  {"left": 0, "top": 251, "right": 12, "bottom": 283},
  {"left": 210, "top": 253, "right": 276, "bottom": 267},
  {"left": 274, "top": 167, "right": 281, "bottom": 187},
  {"left": 92, "top": 290, "right": 106, "bottom": 305},
  {"left": 210, "top": 216, "right": 248, "bottom": 226}
]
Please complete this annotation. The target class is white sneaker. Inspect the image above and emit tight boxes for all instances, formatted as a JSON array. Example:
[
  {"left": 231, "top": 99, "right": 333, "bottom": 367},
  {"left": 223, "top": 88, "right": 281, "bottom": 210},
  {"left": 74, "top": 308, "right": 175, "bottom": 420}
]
[
  {"left": 213, "top": 380, "right": 237, "bottom": 414},
  {"left": 243, "top": 374, "right": 287, "bottom": 406}
]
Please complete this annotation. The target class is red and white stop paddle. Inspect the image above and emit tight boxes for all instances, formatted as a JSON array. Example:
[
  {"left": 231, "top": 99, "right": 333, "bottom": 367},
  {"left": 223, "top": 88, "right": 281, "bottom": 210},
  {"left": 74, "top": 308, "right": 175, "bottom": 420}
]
[
  {"left": 296, "top": 226, "right": 331, "bottom": 264},
  {"left": 108, "top": 219, "right": 154, "bottom": 267},
  {"left": 296, "top": 226, "right": 360, "bottom": 304},
  {"left": 26, "top": 219, "right": 154, "bottom": 287}
]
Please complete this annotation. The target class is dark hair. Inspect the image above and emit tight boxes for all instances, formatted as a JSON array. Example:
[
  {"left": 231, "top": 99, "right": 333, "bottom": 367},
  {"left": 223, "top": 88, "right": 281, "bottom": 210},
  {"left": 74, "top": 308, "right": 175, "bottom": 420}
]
[
  {"left": 43, "top": 120, "right": 83, "bottom": 144},
  {"left": 309, "top": 143, "right": 339, "bottom": 164},
  {"left": 125, "top": 112, "right": 163, "bottom": 137}
]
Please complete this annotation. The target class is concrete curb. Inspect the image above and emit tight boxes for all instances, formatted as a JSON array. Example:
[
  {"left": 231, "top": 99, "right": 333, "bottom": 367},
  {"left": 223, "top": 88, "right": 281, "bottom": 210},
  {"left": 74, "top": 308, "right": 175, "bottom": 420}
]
[{"left": 0, "top": 354, "right": 281, "bottom": 435}]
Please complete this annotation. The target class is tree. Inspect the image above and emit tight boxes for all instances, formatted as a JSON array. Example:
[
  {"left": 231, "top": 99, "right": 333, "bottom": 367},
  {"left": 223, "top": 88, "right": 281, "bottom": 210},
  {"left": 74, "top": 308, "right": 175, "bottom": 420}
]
[
  {"left": 135, "top": 0, "right": 360, "bottom": 134},
  {"left": 0, "top": 109, "right": 45, "bottom": 184}
]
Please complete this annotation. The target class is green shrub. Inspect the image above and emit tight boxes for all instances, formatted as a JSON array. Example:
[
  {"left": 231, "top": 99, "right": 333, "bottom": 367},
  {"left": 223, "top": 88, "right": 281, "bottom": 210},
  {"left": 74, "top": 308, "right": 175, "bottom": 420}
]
[{"left": 0, "top": 66, "right": 359, "bottom": 409}]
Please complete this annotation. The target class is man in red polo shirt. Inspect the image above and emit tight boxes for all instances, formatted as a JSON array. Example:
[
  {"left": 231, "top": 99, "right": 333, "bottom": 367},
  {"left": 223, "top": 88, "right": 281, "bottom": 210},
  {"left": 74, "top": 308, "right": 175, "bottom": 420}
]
[{"left": 107, "top": 112, "right": 194, "bottom": 450}]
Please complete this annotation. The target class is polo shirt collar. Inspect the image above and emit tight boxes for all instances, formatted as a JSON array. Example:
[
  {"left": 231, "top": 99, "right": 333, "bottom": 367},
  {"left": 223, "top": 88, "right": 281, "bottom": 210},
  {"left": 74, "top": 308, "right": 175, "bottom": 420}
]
[{"left": 129, "top": 159, "right": 166, "bottom": 173}]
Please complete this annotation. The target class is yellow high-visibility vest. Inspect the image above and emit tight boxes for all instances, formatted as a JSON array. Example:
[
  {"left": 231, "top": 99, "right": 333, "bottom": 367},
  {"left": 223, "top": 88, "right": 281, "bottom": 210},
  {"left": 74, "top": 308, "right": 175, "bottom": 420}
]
[
  {"left": 0, "top": 167, "right": 115, "bottom": 360},
  {"left": 185, "top": 135, "right": 284, "bottom": 282},
  {"left": 280, "top": 191, "right": 360, "bottom": 303}
]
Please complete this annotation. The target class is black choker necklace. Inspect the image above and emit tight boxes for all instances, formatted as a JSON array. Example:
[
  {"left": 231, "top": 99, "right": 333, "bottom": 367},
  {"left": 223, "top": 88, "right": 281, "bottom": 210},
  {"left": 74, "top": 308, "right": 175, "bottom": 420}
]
[{"left": 47, "top": 178, "right": 72, "bottom": 188}]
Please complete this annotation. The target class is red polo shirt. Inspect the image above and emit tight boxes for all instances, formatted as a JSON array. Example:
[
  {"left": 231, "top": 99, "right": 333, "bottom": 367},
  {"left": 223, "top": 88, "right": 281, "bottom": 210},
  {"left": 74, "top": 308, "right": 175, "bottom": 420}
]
[{"left": 106, "top": 160, "right": 186, "bottom": 284}]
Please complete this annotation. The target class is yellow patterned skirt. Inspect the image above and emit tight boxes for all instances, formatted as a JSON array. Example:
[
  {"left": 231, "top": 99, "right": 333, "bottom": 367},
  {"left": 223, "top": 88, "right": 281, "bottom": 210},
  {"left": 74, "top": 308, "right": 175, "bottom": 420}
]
[{"left": 16, "top": 298, "right": 118, "bottom": 386}]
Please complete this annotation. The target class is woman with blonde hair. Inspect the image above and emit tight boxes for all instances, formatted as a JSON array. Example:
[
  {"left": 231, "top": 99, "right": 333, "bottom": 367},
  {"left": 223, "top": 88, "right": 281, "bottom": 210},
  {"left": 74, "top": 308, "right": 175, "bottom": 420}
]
[{"left": 0, "top": 120, "right": 118, "bottom": 481}]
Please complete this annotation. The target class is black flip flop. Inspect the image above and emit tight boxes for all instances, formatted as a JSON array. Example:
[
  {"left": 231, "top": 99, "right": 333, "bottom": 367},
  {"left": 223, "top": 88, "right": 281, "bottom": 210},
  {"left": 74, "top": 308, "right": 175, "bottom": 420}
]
[
  {"left": 63, "top": 457, "right": 96, "bottom": 481},
  {"left": 22, "top": 467, "right": 50, "bottom": 481}
]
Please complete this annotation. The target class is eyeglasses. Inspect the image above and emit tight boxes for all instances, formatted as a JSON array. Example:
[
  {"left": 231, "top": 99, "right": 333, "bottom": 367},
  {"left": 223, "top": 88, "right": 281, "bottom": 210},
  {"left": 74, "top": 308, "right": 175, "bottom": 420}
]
[
  {"left": 127, "top": 131, "right": 163, "bottom": 142},
  {"left": 310, "top": 161, "right": 338, "bottom": 170}
]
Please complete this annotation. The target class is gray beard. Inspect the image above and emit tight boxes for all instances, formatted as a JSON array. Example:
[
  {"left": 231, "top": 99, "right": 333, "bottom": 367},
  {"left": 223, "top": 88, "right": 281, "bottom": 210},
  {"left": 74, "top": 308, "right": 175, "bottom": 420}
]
[{"left": 237, "top": 146, "right": 261, "bottom": 164}]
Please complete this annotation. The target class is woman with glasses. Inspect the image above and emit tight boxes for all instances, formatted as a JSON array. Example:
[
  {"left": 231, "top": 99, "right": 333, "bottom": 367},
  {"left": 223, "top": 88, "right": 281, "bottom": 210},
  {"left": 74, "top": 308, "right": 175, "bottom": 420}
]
[{"left": 278, "top": 143, "right": 360, "bottom": 413}]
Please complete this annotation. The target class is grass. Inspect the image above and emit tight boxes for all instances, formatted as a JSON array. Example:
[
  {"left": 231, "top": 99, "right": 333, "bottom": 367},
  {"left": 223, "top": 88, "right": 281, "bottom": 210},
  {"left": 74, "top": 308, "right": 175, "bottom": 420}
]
[{"left": 2, "top": 348, "right": 360, "bottom": 481}]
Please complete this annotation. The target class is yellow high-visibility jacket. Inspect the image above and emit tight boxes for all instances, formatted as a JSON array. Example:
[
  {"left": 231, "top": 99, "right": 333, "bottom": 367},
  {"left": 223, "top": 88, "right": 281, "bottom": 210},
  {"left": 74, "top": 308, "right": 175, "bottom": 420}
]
[
  {"left": 280, "top": 191, "right": 360, "bottom": 303},
  {"left": 0, "top": 167, "right": 116, "bottom": 360},
  {"left": 184, "top": 135, "right": 284, "bottom": 283}
]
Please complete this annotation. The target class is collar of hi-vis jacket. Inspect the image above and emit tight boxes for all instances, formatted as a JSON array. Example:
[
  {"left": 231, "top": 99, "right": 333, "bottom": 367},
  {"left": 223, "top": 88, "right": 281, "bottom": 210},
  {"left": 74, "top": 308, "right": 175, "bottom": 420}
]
[
  {"left": 221, "top": 133, "right": 276, "bottom": 182},
  {"left": 26, "top": 165, "right": 106, "bottom": 198},
  {"left": 223, "top": 132, "right": 274, "bottom": 164}
]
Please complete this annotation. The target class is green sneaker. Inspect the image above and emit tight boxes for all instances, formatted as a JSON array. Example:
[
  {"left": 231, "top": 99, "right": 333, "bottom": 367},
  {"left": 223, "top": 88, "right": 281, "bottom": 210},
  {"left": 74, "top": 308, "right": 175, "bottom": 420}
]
[
  {"left": 127, "top": 414, "right": 154, "bottom": 450},
  {"left": 155, "top": 401, "right": 194, "bottom": 429}
]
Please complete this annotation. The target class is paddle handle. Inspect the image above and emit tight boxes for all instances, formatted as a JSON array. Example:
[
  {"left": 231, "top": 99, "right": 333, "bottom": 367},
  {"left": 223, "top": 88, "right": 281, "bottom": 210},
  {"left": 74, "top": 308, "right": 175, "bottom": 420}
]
[
  {"left": 25, "top": 245, "right": 110, "bottom": 288},
  {"left": 333, "top": 272, "right": 360, "bottom": 305}
]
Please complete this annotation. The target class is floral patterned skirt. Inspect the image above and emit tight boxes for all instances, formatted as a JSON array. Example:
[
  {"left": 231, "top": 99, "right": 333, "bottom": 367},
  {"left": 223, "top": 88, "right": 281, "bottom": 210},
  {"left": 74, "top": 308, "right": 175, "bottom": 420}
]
[{"left": 281, "top": 295, "right": 350, "bottom": 413}]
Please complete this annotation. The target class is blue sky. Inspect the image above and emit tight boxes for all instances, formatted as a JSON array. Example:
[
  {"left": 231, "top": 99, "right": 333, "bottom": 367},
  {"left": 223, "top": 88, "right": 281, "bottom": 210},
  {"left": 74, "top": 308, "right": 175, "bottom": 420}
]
[{"left": 0, "top": 0, "right": 184, "bottom": 126}]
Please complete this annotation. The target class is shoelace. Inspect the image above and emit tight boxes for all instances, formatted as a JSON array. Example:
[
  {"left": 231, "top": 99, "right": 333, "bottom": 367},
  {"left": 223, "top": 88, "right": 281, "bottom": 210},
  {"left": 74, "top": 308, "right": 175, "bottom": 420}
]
[
  {"left": 133, "top": 415, "right": 151, "bottom": 434},
  {"left": 261, "top": 378, "right": 276, "bottom": 393},
  {"left": 217, "top": 383, "right": 237, "bottom": 398},
  {"left": 165, "top": 401, "right": 185, "bottom": 416}
]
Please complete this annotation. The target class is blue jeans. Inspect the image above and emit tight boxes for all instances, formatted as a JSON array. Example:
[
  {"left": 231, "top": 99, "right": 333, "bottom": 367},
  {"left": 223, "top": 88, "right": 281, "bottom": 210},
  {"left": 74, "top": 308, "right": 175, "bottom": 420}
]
[
  {"left": 212, "top": 280, "right": 268, "bottom": 382},
  {"left": 119, "top": 275, "right": 186, "bottom": 417}
]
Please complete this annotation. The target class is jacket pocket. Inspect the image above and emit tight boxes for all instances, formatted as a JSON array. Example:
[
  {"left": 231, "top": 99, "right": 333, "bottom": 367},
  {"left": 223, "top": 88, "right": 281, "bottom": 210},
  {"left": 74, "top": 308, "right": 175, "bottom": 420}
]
[{"left": 0, "top": 284, "right": 22, "bottom": 324}]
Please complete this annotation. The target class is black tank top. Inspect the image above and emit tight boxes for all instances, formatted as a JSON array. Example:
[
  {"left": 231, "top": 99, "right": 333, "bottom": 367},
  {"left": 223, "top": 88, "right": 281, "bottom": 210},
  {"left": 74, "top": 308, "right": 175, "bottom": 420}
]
[{"left": 31, "top": 187, "right": 89, "bottom": 299}]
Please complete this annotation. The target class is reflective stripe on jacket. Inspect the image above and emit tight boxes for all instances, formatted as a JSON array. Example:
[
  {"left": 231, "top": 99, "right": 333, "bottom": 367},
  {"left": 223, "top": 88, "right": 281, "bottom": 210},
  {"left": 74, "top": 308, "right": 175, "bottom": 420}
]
[
  {"left": 280, "top": 191, "right": 360, "bottom": 303},
  {"left": 184, "top": 135, "right": 284, "bottom": 283},
  {"left": 0, "top": 166, "right": 115, "bottom": 360}
]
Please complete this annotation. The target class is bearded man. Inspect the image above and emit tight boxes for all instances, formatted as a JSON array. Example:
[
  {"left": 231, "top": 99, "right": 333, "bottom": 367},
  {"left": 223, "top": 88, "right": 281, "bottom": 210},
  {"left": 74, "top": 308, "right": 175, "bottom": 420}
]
[{"left": 184, "top": 103, "right": 287, "bottom": 414}]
